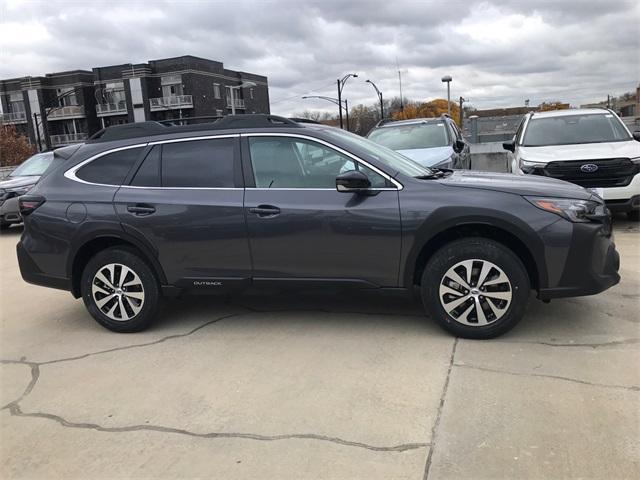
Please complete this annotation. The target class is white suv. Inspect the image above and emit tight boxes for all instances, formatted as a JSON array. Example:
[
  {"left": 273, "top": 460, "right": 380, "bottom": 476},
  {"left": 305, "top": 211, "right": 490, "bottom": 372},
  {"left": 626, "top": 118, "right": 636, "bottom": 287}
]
[{"left": 503, "top": 108, "right": 640, "bottom": 220}]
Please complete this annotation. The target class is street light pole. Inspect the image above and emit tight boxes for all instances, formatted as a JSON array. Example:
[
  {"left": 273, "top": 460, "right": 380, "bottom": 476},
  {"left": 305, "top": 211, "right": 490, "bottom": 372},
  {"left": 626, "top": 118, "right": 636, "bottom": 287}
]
[
  {"left": 441, "top": 75, "right": 452, "bottom": 116},
  {"left": 336, "top": 73, "right": 358, "bottom": 129},
  {"left": 365, "top": 79, "right": 384, "bottom": 119},
  {"left": 345, "top": 99, "right": 349, "bottom": 132},
  {"left": 229, "top": 81, "right": 257, "bottom": 116}
]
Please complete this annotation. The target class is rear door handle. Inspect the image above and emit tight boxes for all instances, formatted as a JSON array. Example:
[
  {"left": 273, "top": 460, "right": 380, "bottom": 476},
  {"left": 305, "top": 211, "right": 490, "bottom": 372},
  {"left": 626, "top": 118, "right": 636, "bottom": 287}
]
[
  {"left": 127, "top": 204, "right": 156, "bottom": 216},
  {"left": 249, "top": 205, "right": 280, "bottom": 217}
]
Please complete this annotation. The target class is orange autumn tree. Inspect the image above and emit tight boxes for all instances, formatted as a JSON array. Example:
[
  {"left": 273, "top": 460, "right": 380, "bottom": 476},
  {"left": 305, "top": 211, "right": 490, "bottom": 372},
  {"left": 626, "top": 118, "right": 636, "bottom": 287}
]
[
  {"left": 0, "top": 125, "right": 35, "bottom": 167},
  {"left": 392, "top": 98, "right": 460, "bottom": 126}
]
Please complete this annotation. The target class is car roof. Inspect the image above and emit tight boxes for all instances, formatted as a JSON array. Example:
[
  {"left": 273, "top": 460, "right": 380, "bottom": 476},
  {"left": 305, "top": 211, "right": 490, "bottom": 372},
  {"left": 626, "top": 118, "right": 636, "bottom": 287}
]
[
  {"left": 374, "top": 117, "right": 450, "bottom": 129},
  {"left": 530, "top": 108, "right": 613, "bottom": 119}
]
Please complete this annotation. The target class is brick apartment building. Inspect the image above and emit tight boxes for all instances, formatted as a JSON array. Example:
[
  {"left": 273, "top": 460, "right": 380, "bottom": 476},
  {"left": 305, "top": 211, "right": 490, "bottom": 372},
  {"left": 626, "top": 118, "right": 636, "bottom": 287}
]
[{"left": 0, "top": 55, "right": 270, "bottom": 150}]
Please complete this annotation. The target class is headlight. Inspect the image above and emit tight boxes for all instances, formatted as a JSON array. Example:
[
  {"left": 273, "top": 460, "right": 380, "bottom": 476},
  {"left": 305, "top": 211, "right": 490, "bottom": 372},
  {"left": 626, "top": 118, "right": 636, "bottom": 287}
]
[
  {"left": 519, "top": 158, "right": 546, "bottom": 173},
  {"left": 9, "top": 184, "right": 34, "bottom": 196},
  {"left": 525, "top": 196, "right": 598, "bottom": 223}
]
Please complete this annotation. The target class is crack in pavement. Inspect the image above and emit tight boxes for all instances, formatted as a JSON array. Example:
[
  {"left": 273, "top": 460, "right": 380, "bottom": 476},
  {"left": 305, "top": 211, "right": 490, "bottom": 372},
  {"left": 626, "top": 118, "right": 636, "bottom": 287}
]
[
  {"left": 5, "top": 404, "right": 429, "bottom": 452},
  {"left": 39, "top": 312, "right": 242, "bottom": 366},
  {"left": 1, "top": 309, "right": 431, "bottom": 453},
  {"left": 493, "top": 338, "right": 640, "bottom": 349},
  {"left": 0, "top": 359, "right": 39, "bottom": 410},
  {"left": 453, "top": 363, "right": 640, "bottom": 392},
  {"left": 422, "top": 338, "right": 458, "bottom": 480}
]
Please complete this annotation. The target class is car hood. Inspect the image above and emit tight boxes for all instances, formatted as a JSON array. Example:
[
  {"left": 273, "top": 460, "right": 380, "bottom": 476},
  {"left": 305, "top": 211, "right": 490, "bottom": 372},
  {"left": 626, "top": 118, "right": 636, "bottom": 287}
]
[
  {"left": 519, "top": 140, "right": 640, "bottom": 163},
  {"left": 396, "top": 146, "right": 453, "bottom": 166},
  {"left": 439, "top": 170, "right": 594, "bottom": 200},
  {"left": 0, "top": 175, "right": 39, "bottom": 191}
]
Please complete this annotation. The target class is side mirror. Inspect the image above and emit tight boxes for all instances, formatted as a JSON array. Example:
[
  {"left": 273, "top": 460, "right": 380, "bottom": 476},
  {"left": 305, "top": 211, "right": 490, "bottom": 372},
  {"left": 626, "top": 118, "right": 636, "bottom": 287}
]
[
  {"left": 502, "top": 139, "right": 516, "bottom": 152},
  {"left": 632, "top": 131, "right": 640, "bottom": 142},
  {"left": 336, "top": 170, "right": 372, "bottom": 194},
  {"left": 453, "top": 139, "right": 465, "bottom": 153}
]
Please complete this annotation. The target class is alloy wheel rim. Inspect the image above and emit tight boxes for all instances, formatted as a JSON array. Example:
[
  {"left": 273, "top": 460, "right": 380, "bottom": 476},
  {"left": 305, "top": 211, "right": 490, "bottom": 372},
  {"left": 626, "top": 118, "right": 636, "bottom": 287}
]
[
  {"left": 91, "top": 263, "right": 145, "bottom": 321},
  {"left": 438, "top": 259, "right": 512, "bottom": 326}
]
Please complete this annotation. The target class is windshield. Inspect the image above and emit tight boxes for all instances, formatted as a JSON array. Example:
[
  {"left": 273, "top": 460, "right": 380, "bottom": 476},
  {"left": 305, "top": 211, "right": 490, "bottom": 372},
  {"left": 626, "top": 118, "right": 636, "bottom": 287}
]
[
  {"left": 368, "top": 122, "right": 449, "bottom": 150},
  {"left": 10, "top": 152, "right": 56, "bottom": 177},
  {"left": 322, "top": 128, "right": 434, "bottom": 177},
  {"left": 522, "top": 113, "right": 631, "bottom": 147}
]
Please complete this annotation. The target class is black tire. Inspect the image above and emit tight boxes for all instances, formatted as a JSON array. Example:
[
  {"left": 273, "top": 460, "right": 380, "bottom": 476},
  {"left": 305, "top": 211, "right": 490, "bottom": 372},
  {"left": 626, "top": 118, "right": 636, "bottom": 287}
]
[
  {"left": 81, "top": 247, "right": 161, "bottom": 332},
  {"left": 627, "top": 210, "right": 639, "bottom": 222},
  {"left": 421, "top": 237, "right": 530, "bottom": 339}
]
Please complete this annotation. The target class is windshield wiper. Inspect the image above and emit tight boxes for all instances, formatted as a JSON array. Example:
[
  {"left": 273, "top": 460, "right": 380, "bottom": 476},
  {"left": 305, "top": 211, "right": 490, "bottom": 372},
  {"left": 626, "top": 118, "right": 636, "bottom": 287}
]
[{"left": 415, "top": 168, "right": 449, "bottom": 179}]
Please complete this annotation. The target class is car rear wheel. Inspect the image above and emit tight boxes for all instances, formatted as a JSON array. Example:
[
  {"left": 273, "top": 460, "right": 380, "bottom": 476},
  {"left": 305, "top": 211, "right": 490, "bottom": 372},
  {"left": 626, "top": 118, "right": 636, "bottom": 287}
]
[
  {"left": 627, "top": 210, "right": 639, "bottom": 222},
  {"left": 421, "top": 238, "right": 530, "bottom": 339},
  {"left": 81, "top": 247, "right": 160, "bottom": 332}
]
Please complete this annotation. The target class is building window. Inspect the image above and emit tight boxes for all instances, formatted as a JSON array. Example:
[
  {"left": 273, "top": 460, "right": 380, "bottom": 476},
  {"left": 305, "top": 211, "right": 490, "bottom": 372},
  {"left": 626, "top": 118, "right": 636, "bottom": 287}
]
[
  {"left": 250, "top": 88, "right": 254, "bottom": 100},
  {"left": 216, "top": 109, "right": 223, "bottom": 117},
  {"left": 213, "top": 83, "right": 221, "bottom": 99},
  {"left": 8, "top": 93, "right": 25, "bottom": 113},
  {"left": 56, "top": 87, "right": 77, "bottom": 106},
  {"left": 161, "top": 75, "right": 183, "bottom": 97}
]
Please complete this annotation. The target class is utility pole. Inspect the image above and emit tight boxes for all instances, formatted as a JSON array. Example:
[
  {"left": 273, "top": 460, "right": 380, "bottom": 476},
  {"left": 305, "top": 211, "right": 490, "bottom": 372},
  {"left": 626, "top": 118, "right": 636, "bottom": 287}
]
[
  {"left": 459, "top": 96, "right": 467, "bottom": 127},
  {"left": 606, "top": 94, "right": 611, "bottom": 109},
  {"left": 345, "top": 99, "right": 350, "bottom": 132},
  {"left": 32, "top": 113, "right": 42, "bottom": 151},
  {"left": 337, "top": 74, "right": 358, "bottom": 130},
  {"left": 398, "top": 70, "right": 404, "bottom": 112}
]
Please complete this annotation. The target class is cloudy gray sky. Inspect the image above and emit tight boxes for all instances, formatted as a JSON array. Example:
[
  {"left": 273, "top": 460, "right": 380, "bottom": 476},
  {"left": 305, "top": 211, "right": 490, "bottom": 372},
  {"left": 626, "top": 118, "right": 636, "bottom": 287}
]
[{"left": 1, "top": 0, "right": 638, "bottom": 115}]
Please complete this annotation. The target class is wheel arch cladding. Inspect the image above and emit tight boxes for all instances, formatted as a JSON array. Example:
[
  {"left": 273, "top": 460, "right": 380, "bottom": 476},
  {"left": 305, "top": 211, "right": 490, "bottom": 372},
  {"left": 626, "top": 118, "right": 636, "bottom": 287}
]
[
  {"left": 409, "top": 222, "right": 543, "bottom": 291},
  {"left": 69, "top": 235, "right": 166, "bottom": 298}
]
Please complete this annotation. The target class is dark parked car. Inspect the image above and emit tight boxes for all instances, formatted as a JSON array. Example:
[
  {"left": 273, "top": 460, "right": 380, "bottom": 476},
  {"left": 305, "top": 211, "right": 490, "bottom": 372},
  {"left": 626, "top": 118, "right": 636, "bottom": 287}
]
[
  {"left": 17, "top": 115, "right": 619, "bottom": 338},
  {"left": 1, "top": 151, "right": 59, "bottom": 229},
  {"left": 367, "top": 116, "right": 471, "bottom": 169}
]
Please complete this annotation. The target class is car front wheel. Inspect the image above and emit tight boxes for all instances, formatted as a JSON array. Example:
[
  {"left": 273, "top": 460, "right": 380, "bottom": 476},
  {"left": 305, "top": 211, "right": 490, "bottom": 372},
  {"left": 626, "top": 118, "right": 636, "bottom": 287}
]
[
  {"left": 81, "top": 247, "right": 161, "bottom": 332},
  {"left": 421, "top": 238, "right": 530, "bottom": 339}
]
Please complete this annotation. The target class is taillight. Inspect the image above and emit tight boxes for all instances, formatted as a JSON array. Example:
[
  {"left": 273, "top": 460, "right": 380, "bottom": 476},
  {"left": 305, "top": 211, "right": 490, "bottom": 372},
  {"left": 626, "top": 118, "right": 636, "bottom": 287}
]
[{"left": 19, "top": 195, "right": 46, "bottom": 216}]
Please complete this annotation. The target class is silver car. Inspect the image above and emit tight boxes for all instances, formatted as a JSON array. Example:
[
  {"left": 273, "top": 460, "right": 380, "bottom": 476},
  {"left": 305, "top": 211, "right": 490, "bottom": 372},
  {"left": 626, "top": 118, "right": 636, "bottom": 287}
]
[
  {"left": 1, "top": 152, "right": 58, "bottom": 230},
  {"left": 367, "top": 117, "right": 471, "bottom": 169}
]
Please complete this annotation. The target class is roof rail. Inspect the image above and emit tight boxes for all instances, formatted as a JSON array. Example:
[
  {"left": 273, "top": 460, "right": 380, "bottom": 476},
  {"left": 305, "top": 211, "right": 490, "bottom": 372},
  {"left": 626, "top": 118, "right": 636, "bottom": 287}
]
[
  {"left": 88, "top": 114, "right": 301, "bottom": 143},
  {"left": 373, "top": 118, "right": 396, "bottom": 128},
  {"left": 288, "top": 117, "right": 321, "bottom": 124}
]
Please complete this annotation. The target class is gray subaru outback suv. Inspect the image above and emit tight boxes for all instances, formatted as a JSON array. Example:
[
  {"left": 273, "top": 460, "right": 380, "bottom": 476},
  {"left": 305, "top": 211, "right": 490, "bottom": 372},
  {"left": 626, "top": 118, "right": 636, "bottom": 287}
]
[{"left": 17, "top": 115, "right": 619, "bottom": 338}]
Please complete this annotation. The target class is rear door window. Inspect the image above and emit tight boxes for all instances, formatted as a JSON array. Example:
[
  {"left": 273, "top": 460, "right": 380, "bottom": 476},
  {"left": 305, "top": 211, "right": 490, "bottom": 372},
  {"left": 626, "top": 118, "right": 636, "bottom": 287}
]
[
  {"left": 161, "top": 138, "right": 236, "bottom": 188},
  {"left": 130, "top": 146, "right": 161, "bottom": 187}
]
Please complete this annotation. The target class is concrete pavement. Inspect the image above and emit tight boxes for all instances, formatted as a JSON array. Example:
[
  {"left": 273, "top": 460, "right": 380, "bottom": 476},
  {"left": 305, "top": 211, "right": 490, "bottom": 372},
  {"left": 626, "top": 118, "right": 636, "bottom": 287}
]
[{"left": 1, "top": 218, "right": 638, "bottom": 479}]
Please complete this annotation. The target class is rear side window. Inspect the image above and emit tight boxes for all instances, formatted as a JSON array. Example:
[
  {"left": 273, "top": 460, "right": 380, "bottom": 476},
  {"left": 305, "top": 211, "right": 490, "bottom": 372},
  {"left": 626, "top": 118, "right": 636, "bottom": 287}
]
[
  {"left": 161, "top": 138, "right": 235, "bottom": 188},
  {"left": 77, "top": 147, "right": 143, "bottom": 185}
]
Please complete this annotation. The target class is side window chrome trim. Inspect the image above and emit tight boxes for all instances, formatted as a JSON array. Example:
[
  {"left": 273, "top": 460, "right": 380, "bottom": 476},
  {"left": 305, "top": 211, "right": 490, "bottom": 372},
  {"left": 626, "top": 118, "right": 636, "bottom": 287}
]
[
  {"left": 64, "top": 143, "right": 148, "bottom": 187},
  {"left": 64, "top": 133, "right": 241, "bottom": 188},
  {"left": 242, "top": 132, "right": 404, "bottom": 191}
]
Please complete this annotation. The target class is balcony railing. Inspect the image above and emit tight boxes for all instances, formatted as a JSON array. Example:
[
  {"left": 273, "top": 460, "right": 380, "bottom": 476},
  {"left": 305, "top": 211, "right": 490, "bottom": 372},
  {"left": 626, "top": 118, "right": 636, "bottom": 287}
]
[
  {"left": 149, "top": 95, "right": 193, "bottom": 111},
  {"left": 50, "top": 133, "right": 88, "bottom": 146},
  {"left": 47, "top": 105, "right": 85, "bottom": 120},
  {"left": 0, "top": 111, "right": 27, "bottom": 124},
  {"left": 96, "top": 101, "right": 128, "bottom": 116},
  {"left": 226, "top": 98, "right": 245, "bottom": 109}
]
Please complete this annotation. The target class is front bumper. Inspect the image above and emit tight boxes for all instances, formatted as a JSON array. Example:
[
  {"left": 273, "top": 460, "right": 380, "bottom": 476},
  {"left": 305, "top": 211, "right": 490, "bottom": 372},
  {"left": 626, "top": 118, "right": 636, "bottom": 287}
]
[
  {"left": 605, "top": 194, "right": 640, "bottom": 213},
  {"left": 0, "top": 196, "right": 21, "bottom": 224},
  {"left": 538, "top": 218, "right": 620, "bottom": 299}
]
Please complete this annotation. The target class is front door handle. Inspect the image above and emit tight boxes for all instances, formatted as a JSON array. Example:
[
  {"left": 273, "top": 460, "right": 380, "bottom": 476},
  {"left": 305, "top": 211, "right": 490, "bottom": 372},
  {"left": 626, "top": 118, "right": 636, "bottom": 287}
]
[
  {"left": 249, "top": 205, "right": 280, "bottom": 217},
  {"left": 127, "top": 204, "right": 156, "bottom": 216}
]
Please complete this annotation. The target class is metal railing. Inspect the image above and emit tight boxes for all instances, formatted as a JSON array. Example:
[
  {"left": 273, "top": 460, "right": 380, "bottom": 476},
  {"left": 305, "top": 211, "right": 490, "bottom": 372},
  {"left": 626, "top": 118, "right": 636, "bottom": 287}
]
[
  {"left": 50, "top": 133, "right": 88, "bottom": 146},
  {"left": 96, "top": 101, "right": 128, "bottom": 116},
  {"left": 47, "top": 105, "right": 85, "bottom": 119},
  {"left": 0, "top": 111, "right": 27, "bottom": 124},
  {"left": 226, "top": 98, "right": 245, "bottom": 109},
  {"left": 149, "top": 95, "right": 193, "bottom": 111}
]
